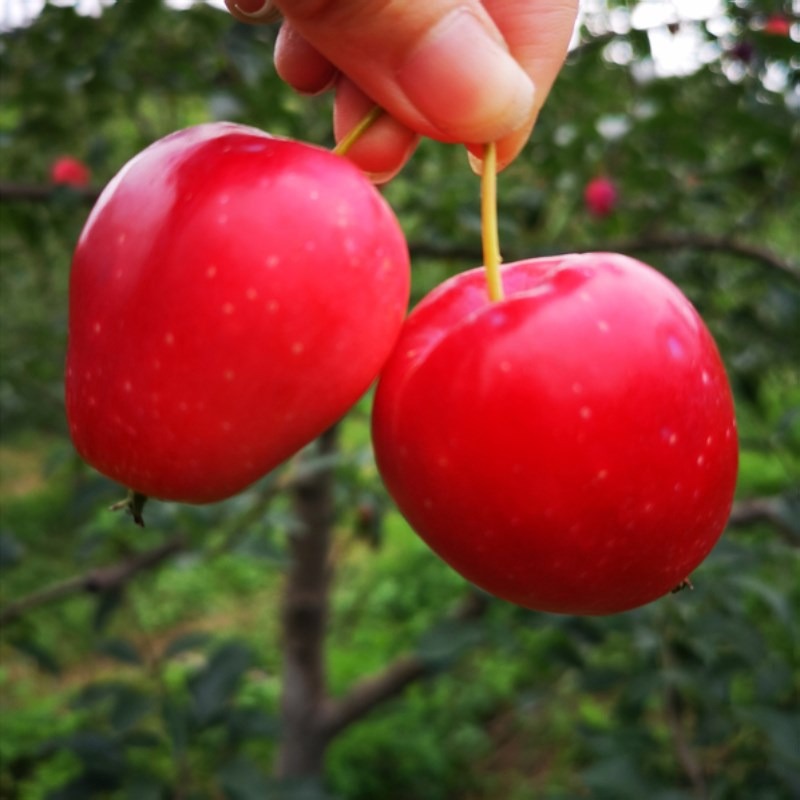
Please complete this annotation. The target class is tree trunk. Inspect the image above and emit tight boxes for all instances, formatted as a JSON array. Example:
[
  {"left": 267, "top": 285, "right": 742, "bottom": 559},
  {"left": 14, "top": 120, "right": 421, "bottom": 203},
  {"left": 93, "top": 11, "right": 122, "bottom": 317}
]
[{"left": 275, "top": 426, "right": 338, "bottom": 779}]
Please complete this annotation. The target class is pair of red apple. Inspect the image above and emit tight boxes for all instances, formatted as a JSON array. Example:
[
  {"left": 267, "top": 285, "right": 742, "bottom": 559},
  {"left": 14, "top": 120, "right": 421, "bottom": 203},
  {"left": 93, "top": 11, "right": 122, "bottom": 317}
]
[{"left": 66, "top": 123, "right": 738, "bottom": 615}]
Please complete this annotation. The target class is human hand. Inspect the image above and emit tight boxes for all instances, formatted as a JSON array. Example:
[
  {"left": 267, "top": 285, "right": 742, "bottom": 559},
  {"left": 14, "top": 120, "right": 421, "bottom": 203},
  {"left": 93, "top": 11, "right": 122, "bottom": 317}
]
[{"left": 225, "top": 0, "right": 579, "bottom": 181}]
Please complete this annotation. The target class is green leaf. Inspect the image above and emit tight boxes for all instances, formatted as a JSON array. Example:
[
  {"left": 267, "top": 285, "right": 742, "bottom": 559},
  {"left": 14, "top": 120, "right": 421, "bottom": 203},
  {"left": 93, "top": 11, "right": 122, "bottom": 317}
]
[
  {"left": 417, "top": 618, "right": 484, "bottom": 670},
  {"left": 216, "top": 757, "right": 274, "bottom": 800},
  {"left": 161, "top": 697, "right": 189, "bottom": 755},
  {"left": 97, "top": 637, "right": 142, "bottom": 665},
  {"left": 163, "top": 631, "right": 211, "bottom": 660},
  {"left": 189, "top": 641, "right": 253, "bottom": 726},
  {"left": 93, "top": 587, "right": 124, "bottom": 632},
  {"left": 124, "top": 775, "right": 168, "bottom": 800},
  {"left": 0, "top": 530, "right": 25, "bottom": 569},
  {"left": 738, "top": 707, "right": 800, "bottom": 769},
  {"left": 9, "top": 635, "right": 61, "bottom": 674},
  {"left": 225, "top": 707, "right": 280, "bottom": 743}
]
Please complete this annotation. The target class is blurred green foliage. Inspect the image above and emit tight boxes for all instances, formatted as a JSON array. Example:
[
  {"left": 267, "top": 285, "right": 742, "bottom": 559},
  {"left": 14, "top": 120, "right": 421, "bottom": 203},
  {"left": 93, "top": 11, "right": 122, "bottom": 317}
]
[{"left": 1, "top": 1, "right": 799, "bottom": 798}]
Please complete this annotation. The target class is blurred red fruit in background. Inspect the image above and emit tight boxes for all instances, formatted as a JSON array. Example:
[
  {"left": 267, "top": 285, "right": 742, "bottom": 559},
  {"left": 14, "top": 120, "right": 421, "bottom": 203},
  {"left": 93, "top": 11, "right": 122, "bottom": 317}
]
[
  {"left": 51, "top": 156, "right": 91, "bottom": 187},
  {"left": 584, "top": 177, "right": 617, "bottom": 217},
  {"left": 763, "top": 14, "right": 791, "bottom": 36}
]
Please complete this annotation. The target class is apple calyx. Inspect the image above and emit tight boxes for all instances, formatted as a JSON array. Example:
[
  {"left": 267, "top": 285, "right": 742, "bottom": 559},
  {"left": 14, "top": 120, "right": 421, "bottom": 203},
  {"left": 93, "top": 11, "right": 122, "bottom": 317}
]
[{"left": 110, "top": 489, "right": 149, "bottom": 527}]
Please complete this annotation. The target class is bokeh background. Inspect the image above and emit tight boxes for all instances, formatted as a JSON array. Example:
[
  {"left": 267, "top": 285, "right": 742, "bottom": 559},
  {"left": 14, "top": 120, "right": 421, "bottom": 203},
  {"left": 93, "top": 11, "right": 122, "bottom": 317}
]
[{"left": 1, "top": 1, "right": 798, "bottom": 798}]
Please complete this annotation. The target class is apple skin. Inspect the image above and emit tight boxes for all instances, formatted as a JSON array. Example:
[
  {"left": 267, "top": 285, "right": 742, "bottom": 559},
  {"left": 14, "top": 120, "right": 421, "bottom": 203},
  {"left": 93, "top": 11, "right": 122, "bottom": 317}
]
[
  {"left": 372, "top": 253, "right": 738, "bottom": 615},
  {"left": 66, "top": 122, "right": 409, "bottom": 503}
]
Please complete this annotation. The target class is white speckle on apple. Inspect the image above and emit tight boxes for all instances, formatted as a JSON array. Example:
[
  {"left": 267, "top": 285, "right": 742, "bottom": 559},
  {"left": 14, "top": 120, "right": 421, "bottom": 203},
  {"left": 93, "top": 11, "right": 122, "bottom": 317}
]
[
  {"left": 667, "top": 335, "right": 685, "bottom": 359},
  {"left": 697, "top": 455, "right": 705, "bottom": 466},
  {"left": 597, "top": 319, "right": 610, "bottom": 333},
  {"left": 218, "top": 213, "right": 228, "bottom": 225},
  {"left": 596, "top": 469, "right": 609, "bottom": 480},
  {"left": 499, "top": 360, "right": 511, "bottom": 373},
  {"left": 579, "top": 291, "right": 592, "bottom": 303},
  {"left": 309, "top": 189, "right": 319, "bottom": 201},
  {"left": 224, "top": 370, "right": 235, "bottom": 381},
  {"left": 179, "top": 401, "right": 188, "bottom": 412},
  {"left": 291, "top": 342, "right": 305, "bottom": 355},
  {"left": 165, "top": 332, "right": 175, "bottom": 345},
  {"left": 206, "top": 265, "right": 217, "bottom": 278},
  {"left": 123, "top": 381, "right": 132, "bottom": 393},
  {"left": 221, "top": 421, "right": 232, "bottom": 432},
  {"left": 572, "top": 382, "right": 583, "bottom": 394},
  {"left": 304, "top": 240, "right": 316, "bottom": 252},
  {"left": 580, "top": 406, "right": 593, "bottom": 420},
  {"left": 266, "top": 255, "right": 280, "bottom": 269},
  {"left": 702, "top": 370, "right": 711, "bottom": 385},
  {"left": 218, "top": 194, "right": 230, "bottom": 205},
  {"left": 93, "top": 322, "right": 102, "bottom": 334},
  {"left": 245, "top": 288, "right": 258, "bottom": 300},
  {"left": 222, "top": 303, "right": 235, "bottom": 315},
  {"left": 405, "top": 349, "right": 417, "bottom": 359},
  {"left": 266, "top": 300, "right": 280, "bottom": 313},
  {"left": 424, "top": 498, "right": 434, "bottom": 509},
  {"left": 661, "top": 428, "right": 678, "bottom": 445}
]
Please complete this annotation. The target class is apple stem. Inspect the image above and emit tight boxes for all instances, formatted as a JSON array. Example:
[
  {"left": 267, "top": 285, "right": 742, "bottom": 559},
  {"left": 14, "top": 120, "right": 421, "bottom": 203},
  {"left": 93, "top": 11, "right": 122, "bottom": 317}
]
[
  {"left": 332, "top": 106, "right": 384, "bottom": 158},
  {"left": 481, "top": 142, "right": 504, "bottom": 302}
]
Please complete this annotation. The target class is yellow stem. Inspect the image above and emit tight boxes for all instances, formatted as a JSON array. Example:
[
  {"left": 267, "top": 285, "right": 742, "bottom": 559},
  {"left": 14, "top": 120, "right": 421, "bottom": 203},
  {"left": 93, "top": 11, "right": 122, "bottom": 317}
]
[
  {"left": 333, "top": 107, "right": 384, "bottom": 157},
  {"left": 481, "top": 142, "right": 504, "bottom": 302}
]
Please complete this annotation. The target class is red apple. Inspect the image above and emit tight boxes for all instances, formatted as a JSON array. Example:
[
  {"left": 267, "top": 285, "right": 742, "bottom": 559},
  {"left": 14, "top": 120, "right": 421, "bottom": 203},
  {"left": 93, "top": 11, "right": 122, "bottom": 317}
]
[
  {"left": 763, "top": 14, "right": 791, "bottom": 36},
  {"left": 584, "top": 177, "right": 617, "bottom": 217},
  {"left": 51, "top": 156, "right": 91, "bottom": 187},
  {"left": 66, "top": 122, "right": 409, "bottom": 504},
  {"left": 372, "top": 253, "right": 738, "bottom": 615}
]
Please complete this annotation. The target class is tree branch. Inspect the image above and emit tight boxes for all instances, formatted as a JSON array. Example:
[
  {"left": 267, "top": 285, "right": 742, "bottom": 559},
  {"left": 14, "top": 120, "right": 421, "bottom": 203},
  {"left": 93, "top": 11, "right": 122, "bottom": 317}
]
[
  {"left": 0, "top": 535, "right": 186, "bottom": 626},
  {"left": 408, "top": 234, "right": 799, "bottom": 281},
  {"left": 275, "top": 426, "right": 339, "bottom": 779},
  {"left": 0, "top": 181, "right": 100, "bottom": 203},
  {"left": 728, "top": 496, "right": 798, "bottom": 545},
  {"left": 319, "top": 590, "right": 489, "bottom": 739},
  {"left": 602, "top": 234, "right": 799, "bottom": 280}
]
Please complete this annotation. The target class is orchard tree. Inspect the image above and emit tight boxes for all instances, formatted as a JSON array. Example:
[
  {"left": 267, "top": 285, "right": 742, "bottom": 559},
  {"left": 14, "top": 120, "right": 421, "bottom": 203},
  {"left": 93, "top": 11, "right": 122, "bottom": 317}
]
[{"left": 0, "top": 1, "right": 798, "bottom": 799}]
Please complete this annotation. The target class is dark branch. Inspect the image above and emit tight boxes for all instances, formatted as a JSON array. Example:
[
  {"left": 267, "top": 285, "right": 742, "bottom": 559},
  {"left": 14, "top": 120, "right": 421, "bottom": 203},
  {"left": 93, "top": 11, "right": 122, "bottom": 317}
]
[
  {"left": 0, "top": 536, "right": 186, "bottom": 626},
  {"left": 319, "top": 590, "right": 489, "bottom": 739},
  {"left": 408, "top": 234, "right": 799, "bottom": 281},
  {"left": 728, "top": 496, "right": 798, "bottom": 545},
  {"left": 276, "top": 426, "right": 339, "bottom": 779},
  {"left": 603, "top": 234, "right": 799, "bottom": 280},
  {"left": 0, "top": 181, "right": 100, "bottom": 203}
]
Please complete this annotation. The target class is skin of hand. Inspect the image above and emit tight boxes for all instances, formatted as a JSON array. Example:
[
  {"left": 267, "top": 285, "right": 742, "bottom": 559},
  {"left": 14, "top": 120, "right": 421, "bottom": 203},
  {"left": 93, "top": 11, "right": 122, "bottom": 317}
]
[{"left": 225, "top": 0, "right": 579, "bottom": 182}]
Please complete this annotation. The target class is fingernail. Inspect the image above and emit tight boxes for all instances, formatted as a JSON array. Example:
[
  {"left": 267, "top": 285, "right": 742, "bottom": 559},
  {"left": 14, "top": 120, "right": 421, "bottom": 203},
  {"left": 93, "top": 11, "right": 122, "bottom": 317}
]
[
  {"left": 397, "top": 9, "right": 535, "bottom": 142},
  {"left": 467, "top": 150, "right": 483, "bottom": 175}
]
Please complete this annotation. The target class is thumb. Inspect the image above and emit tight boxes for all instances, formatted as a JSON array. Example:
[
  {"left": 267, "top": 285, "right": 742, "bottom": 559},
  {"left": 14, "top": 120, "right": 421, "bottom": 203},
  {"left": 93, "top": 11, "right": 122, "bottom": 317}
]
[{"left": 271, "top": 1, "right": 536, "bottom": 146}]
